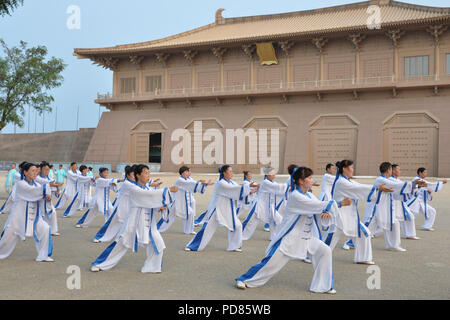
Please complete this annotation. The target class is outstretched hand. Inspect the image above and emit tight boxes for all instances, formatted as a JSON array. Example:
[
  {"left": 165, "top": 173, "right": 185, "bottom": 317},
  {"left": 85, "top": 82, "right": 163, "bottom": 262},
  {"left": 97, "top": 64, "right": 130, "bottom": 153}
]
[
  {"left": 377, "top": 184, "right": 394, "bottom": 193},
  {"left": 169, "top": 186, "right": 178, "bottom": 193}
]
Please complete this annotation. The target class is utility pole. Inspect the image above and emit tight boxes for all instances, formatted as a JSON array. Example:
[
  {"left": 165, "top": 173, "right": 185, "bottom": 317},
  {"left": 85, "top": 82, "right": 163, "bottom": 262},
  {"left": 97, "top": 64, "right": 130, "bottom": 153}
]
[
  {"left": 28, "top": 106, "right": 31, "bottom": 133},
  {"left": 55, "top": 105, "right": 57, "bottom": 132},
  {"left": 76, "top": 105, "right": 79, "bottom": 130}
]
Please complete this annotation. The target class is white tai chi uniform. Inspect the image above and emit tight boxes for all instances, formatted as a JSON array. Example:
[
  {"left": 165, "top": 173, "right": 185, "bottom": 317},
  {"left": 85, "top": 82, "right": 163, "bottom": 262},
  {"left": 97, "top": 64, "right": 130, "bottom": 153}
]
[
  {"left": 318, "top": 172, "right": 337, "bottom": 239},
  {"left": 63, "top": 173, "right": 94, "bottom": 217},
  {"left": 76, "top": 177, "right": 120, "bottom": 227},
  {"left": 194, "top": 181, "right": 219, "bottom": 227},
  {"left": 186, "top": 178, "right": 251, "bottom": 252},
  {"left": 236, "top": 187, "right": 338, "bottom": 293},
  {"left": 35, "top": 174, "right": 59, "bottom": 235},
  {"left": 92, "top": 184, "right": 173, "bottom": 273},
  {"left": 365, "top": 175, "right": 415, "bottom": 249},
  {"left": 94, "top": 178, "right": 136, "bottom": 242},
  {"left": 326, "top": 175, "right": 377, "bottom": 263},
  {"left": 236, "top": 179, "right": 257, "bottom": 218},
  {"left": 0, "top": 172, "right": 22, "bottom": 214},
  {"left": 55, "top": 169, "right": 79, "bottom": 210},
  {"left": 242, "top": 178, "right": 287, "bottom": 241},
  {"left": 387, "top": 177, "right": 417, "bottom": 238},
  {"left": 0, "top": 179, "right": 53, "bottom": 261},
  {"left": 406, "top": 177, "right": 444, "bottom": 230},
  {"left": 157, "top": 176, "right": 207, "bottom": 234}
]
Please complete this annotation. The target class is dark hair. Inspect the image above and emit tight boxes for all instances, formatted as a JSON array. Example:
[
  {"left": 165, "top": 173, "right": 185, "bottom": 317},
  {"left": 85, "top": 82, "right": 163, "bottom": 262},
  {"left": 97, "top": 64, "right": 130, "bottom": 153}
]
[
  {"left": 392, "top": 164, "right": 399, "bottom": 170},
  {"left": 326, "top": 163, "right": 334, "bottom": 171},
  {"left": 59, "top": 164, "right": 63, "bottom": 167},
  {"left": 417, "top": 167, "right": 426, "bottom": 175},
  {"left": 49, "top": 164, "right": 53, "bottom": 169},
  {"left": 88, "top": 167, "right": 93, "bottom": 171},
  {"left": 287, "top": 164, "right": 298, "bottom": 175},
  {"left": 70, "top": 162, "right": 77, "bottom": 167},
  {"left": 243, "top": 171, "right": 250, "bottom": 179},
  {"left": 179, "top": 166, "right": 190, "bottom": 175},
  {"left": 125, "top": 166, "right": 134, "bottom": 178},
  {"left": 19, "top": 161, "right": 28, "bottom": 170},
  {"left": 292, "top": 167, "right": 314, "bottom": 187},
  {"left": 79, "top": 165, "right": 88, "bottom": 172},
  {"left": 99, "top": 167, "right": 109, "bottom": 174},
  {"left": 134, "top": 164, "right": 149, "bottom": 177},
  {"left": 335, "top": 160, "right": 354, "bottom": 174},
  {"left": 23, "top": 163, "right": 37, "bottom": 172},
  {"left": 39, "top": 161, "right": 50, "bottom": 169},
  {"left": 379, "top": 162, "right": 392, "bottom": 174},
  {"left": 124, "top": 165, "right": 131, "bottom": 173},
  {"left": 219, "top": 165, "right": 231, "bottom": 174}
]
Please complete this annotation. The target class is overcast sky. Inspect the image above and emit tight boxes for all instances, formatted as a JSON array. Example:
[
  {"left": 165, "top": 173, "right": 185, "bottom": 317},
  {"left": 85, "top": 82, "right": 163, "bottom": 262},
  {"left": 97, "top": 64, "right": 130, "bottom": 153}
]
[{"left": 0, "top": 0, "right": 448, "bottom": 134}]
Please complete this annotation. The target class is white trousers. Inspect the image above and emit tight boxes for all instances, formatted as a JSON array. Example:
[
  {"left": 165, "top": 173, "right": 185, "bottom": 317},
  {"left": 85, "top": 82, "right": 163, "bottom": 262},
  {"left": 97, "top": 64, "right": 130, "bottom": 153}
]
[
  {"left": 237, "top": 237, "right": 333, "bottom": 293},
  {"left": 420, "top": 206, "right": 436, "bottom": 229},
  {"left": 186, "top": 212, "right": 242, "bottom": 251},
  {"left": 158, "top": 211, "right": 195, "bottom": 234},
  {"left": 93, "top": 237, "right": 163, "bottom": 273},
  {"left": 400, "top": 216, "right": 416, "bottom": 238},
  {"left": 0, "top": 214, "right": 51, "bottom": 261},
  {"left": 44, "top": 209, "right": 59, "bottom": 234},
  {"left": 383, "top": 222, "right": 401, "bottom": 249},
  {"left": 242, "top": 211, "right": 282, "bottom": 241},
  {"left": 329, "top": 228, "right": 372, "bottom": 263}
]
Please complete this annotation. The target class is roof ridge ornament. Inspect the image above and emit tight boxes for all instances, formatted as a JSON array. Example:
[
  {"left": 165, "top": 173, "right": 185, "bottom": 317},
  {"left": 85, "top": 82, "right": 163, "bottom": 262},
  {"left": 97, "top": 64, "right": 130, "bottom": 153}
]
[{"left": 215, "top": 8, "right": 225, "bottom": 25}]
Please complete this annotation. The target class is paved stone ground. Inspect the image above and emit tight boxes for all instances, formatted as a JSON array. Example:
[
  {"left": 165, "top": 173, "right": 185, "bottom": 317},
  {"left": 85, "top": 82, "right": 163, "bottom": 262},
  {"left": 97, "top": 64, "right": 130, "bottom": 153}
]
[{"left": 0, "top": 172, "right": 448, "bottom": 300}]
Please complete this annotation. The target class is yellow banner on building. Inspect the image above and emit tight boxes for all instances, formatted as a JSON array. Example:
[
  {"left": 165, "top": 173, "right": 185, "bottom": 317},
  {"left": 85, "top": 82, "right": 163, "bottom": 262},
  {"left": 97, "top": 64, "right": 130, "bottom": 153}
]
[{"left": 256, "top": 42, "right": 278, "bottom": 66}]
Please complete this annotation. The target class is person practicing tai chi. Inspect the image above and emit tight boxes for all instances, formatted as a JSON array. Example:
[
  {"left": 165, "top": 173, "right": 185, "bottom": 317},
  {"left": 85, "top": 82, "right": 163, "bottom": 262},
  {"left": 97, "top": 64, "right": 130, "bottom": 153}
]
[
  {"left": 185, "top": 165, "right": 256, "bottom": 252},
  {"left": 4, "top": 163, "right": 17, "bottom": 195},
  {"left": 90, "top": 164, "right": 177, "bottom": 274},
  {"left": 0, "top": 161, "right": 26, "bottom": 215},
  {"left": 93, "top": 166, "right": 136, "bottom": 243},
  {"left": 35, "top": 162, "right": 63, "bottom": 236},
  {"left": 325, "top": 160, "right": 394, "bottom": 265},
  {"left": 55, "top": 162, "right": 79, "bottom": 210},
  {"left": 391, "top": 164, "right": 420, "bottom": 240},
  {"left": 63, "top": 165, "right": 95, "bottom": 218},
  {"left": 406, "top": 167, "right": 446, "bottom": 231},
  {"left": 157, "top": 166, "right": 212, "bottom": 235},
  {"left": 241, "top": 167, "right": 287, "bottom": 241},
  {"left": 236, "top": 170, "right": 258, "bottom": 218},
  {"left": 235, "top": 166, "right": 346, "bottom": 294},
  {"left": 365, "top": 162, "right": 426, "bottom": 252},
  {"left": 0, "top": 163, "right": 54, "bottom": 262},
  {"left": 76, "top": 167, "right": 121, "bottom": 228}
]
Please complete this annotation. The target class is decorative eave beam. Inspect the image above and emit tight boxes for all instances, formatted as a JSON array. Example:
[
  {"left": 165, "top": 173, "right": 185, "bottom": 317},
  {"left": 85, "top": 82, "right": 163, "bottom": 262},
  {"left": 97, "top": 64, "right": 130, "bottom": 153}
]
[
  {"left": 129, "top": 55, "right": 145, "bottom": 68},
  {"left": 183, "top": 50, "right": 198, "bottom": 65},
  {"left": 348, "top": 33, "right": 366, "bottom": 51},
  {"left": 211, "top": 47, "right": 227, "bottom": 63},
  {"left": 386, "top": 29, "right": 405, "bottom": 48},
  {"left": 155, "top": 53, "right": 170, "bottom": 68},
  {"left": 278, "top": 40, "right": 295, "bottom": 56},
  {"left": 426, "top": 24, "right": 448, "bottom": 45},
  {"left": 92, "top": 56, "right": 120, "bottom": 71},
  {"left": 242, "top": 44, "right": 256, "bottom": 59},
  {"left": 312, "top": 37, "right": 328, "bottom": 53}
]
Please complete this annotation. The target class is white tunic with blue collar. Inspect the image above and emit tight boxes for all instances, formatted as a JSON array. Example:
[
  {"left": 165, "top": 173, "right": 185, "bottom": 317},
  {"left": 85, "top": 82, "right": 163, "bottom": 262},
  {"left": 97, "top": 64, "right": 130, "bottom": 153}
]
[
  {"left": 1, "top": 179, "right": 50, "bottom": 240},
  {"left": 265, "top": 187, "right": 337, "bottom": 260},
  {"left": 250, "top": 178, "right": 287, "bottom": 225},
  {"left": 332, "top": 175, "right": 377, "bottom": 238},
  {"left": 407, "top": 176, "right": 443, "bottom": 218},
  {"left": 205, "top": 178, "right": 251, "bottom": 232},
  {"left": 173, "top": 176, "right": 206, "bottom": 220}
]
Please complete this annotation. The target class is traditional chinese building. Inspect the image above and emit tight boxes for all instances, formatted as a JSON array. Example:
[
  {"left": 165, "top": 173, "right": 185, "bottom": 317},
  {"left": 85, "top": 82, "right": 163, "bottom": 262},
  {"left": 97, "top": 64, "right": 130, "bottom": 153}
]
[{"left": 74, "top": 0, "right": 450, "bottom": 176}]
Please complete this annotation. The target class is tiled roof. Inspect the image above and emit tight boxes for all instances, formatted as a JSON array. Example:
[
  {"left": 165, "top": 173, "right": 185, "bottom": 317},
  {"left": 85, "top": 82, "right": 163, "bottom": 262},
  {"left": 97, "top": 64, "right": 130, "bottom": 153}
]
[{"left": 74, "top": 0, "right": 450, "bottom": 57}]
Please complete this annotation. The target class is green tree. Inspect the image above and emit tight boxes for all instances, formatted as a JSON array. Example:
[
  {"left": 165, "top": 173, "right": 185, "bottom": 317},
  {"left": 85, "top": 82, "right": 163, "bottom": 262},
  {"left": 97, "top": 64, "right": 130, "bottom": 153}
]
[
  {"left": 0, "top": 39, "right": 66, "bottom": 131},
  {"left": 0, "top": 0, "right": 24, "bottom": 16}
]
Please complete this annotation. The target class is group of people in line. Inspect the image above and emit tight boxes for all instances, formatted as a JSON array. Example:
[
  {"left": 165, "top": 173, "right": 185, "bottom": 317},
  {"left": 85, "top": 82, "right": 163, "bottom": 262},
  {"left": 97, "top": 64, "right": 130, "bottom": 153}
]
[{"left": 0, "top": 160, "right": 446, "bottom": 294}]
